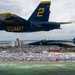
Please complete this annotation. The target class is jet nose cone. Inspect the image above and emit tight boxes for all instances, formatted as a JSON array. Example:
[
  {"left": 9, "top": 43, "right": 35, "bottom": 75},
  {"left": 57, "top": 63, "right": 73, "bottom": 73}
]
[
  {"left": 0, "top": 20, "right": 4, "bottom": 25},
  {"left": 0, "top": 21, "right": 5, "bottom": 30},
  {"left": 0, "top": 21, "right": 2, "bottom": 25},
  {"left": 0, "top": 23, "right": 1, "bottom": 24}
]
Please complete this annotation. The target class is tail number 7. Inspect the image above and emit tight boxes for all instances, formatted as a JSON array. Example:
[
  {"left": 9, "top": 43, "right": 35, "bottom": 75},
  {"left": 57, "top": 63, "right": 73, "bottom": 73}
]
[{"left": 37, "top": 8, "right": 45, "bottom": 17}]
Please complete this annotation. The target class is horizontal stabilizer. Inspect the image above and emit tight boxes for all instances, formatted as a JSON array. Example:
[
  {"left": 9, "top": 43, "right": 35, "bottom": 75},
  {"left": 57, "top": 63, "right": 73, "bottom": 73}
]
[
  {"left": 58, "top": 22, "right": 72, "bottom": 24},
  {"left": 58, "top": 21, "right": 75, "bottom": 24}
]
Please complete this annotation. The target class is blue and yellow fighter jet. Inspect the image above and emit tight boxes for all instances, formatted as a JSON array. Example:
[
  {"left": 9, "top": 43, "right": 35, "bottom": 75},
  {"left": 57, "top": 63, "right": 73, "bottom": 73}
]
[
  {"left": 28, "top": 38, "right": 75, "bottom": 48},
  {"left": 0, "top": 0, "right": 72, "bottom": 32}
]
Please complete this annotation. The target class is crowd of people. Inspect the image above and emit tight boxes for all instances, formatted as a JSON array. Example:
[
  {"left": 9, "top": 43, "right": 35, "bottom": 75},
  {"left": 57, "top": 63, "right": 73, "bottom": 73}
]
[
  {"left": 0, "top": 50, "right": 75, "bottom": 62},
  {"left": 0, "top": 45, "right": 75, "bottom": 62}
]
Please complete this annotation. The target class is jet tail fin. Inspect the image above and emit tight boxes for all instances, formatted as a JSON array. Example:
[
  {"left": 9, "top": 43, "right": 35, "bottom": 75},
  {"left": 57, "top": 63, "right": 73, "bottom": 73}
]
[
  {"left": 73, "top": 38, "right": 75, "bottom": 44},
  {"left": 28, "top": 1, "right": 51, "bottom": 22}
]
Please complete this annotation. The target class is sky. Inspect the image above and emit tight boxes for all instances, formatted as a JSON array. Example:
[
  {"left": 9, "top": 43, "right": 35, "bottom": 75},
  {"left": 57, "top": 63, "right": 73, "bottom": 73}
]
[{"left": 0, "top": 0, "right": 75, "bottom": 41}]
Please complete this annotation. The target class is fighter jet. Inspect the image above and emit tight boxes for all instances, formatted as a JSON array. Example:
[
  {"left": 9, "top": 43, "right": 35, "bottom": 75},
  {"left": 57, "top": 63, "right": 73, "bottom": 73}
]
[
  {"left": 0, "top": 0, "right": 72, "bottom": 32},
  {"left": 28, "top": 38, "right": 75, "bottom": 48}
]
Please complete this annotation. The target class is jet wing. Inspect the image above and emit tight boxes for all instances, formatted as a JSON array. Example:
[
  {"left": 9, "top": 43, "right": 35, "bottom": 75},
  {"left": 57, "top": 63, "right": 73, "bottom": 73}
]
[
  {"left": 48, "top": 42, "right": 75, "bottom": 48},
  {"left": 0, "top": 12, "right": 28, "bottom": 22},
  {"left": 0, "top": 12, "right": 31, "bottom": 32}
]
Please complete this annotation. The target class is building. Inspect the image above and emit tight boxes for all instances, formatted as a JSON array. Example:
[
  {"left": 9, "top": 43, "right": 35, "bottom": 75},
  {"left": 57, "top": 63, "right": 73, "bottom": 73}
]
[{"left": 0, "top": 38, "right": 23, "bottom": 48}]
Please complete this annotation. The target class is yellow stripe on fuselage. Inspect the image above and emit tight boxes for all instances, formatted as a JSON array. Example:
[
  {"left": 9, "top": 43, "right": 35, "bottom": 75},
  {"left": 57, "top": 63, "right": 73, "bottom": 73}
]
[{"left": 40, "top": 1, "right": 51, "bottom": 4}]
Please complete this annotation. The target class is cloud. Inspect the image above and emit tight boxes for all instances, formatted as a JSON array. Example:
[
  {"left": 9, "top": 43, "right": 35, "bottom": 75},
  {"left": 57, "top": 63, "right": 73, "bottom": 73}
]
[
  {"left": 51, "top": 0, "right": 75, "bottom": 21},
  {"left": 0, "top": 0, "right": 75, "bottom": 40}
]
